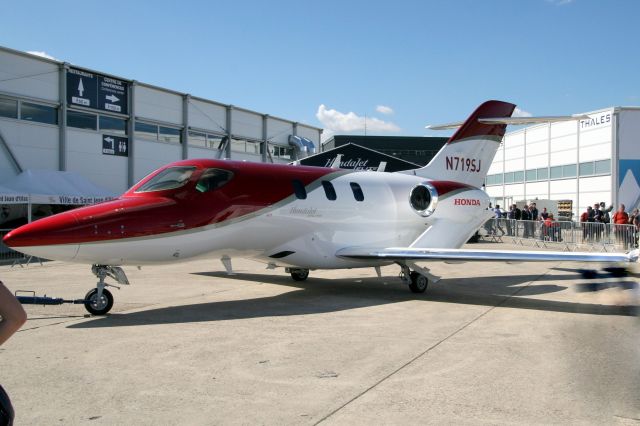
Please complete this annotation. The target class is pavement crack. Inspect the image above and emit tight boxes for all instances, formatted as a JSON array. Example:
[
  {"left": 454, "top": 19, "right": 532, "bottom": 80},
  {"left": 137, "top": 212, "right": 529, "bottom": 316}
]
[{"left": 314, "top": 270, "right": 551, "bottom": 425}]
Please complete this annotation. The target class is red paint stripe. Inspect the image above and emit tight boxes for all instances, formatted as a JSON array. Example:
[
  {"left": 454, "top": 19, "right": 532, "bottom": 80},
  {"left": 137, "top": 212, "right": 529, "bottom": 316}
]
[{"left": 4, "top": 160, "right": 338, "bottom": 247}]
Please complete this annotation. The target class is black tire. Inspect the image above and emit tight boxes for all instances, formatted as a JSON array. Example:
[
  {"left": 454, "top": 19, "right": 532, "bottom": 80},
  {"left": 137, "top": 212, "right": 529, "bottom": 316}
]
[
  {"left": 290, "top": 269, "right": 309, "bottom": 281},
  {"left": 84, "top": 288, "right": 114, "bottom": 315},
  {"left": 409, "top": 271, "right": 428, "bottom": 293}
]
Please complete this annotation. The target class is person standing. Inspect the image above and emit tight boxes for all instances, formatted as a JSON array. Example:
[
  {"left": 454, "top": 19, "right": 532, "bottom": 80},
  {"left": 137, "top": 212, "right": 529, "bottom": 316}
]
[
  {"left": 521, "top": 205, "right": 532, "bottom": 238},
  {"left": 0, "top": 281, "right": 27, "bottom": 426},
  {"left": 593, "top": 203, "right": 603, "bottom": 242},
  {"left": 530, "top": 203, "right": 539, "bottom": 221},
  {"left": 581, "top": 206, "right": 593, "bottom": 242},
  {"left": 540, "top": 207, "right": 549, "bottom": 221},
  {"left": 529, "top": 203, "right": 539, "bottom": 238},
  {"left": 612, "top": 204, "right": 630, "bottom": 249},
  {"left": 506, "top": 204, "right": 516, "bottom": 236},
  {"left": 493, "top": 204, "right": 505, "bottom": 235}
]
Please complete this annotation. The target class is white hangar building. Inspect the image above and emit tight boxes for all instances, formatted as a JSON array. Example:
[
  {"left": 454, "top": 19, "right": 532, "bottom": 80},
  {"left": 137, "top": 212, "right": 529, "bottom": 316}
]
[
  {"left": 485, "top": 106, "right": 640, "bottom": 219},
  {"left": 0, "top": 45, "right": 322, "bottom": 195}
]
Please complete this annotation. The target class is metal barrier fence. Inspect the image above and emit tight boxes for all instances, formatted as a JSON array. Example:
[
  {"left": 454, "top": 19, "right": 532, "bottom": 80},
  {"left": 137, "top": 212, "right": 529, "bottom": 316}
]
[
  {"left": 0, "top": 229, "right": 24, "bottom": 264},
  {"left": 0, "top": 229, "right": 46, "bottom": 266},
  {"left": 481, "top": 219, "right": 638, "bottom": 252}
]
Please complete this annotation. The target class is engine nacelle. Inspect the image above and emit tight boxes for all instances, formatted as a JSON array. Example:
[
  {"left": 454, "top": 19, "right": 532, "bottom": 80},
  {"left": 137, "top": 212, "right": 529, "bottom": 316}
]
[{"left": 409, "top": 182, "right": 438, "bottom": 217}]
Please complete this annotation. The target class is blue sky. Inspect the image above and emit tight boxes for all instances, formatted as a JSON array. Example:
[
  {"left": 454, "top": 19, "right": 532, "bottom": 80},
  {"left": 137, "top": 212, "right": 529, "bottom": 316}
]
[{"left": 2, "top": 0, "right": 638, "bottom": 140}]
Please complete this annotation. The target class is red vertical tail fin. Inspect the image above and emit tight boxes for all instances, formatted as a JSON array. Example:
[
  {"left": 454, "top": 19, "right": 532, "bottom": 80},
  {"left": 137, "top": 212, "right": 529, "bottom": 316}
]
[{"left": 408, "top": 100, "right": 516, "bottom": 187}]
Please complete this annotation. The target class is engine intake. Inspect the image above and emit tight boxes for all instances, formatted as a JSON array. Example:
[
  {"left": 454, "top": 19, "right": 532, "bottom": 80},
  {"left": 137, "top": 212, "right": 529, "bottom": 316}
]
[{"left": 409, "top": 182, "right": 438, "bottom": 217}]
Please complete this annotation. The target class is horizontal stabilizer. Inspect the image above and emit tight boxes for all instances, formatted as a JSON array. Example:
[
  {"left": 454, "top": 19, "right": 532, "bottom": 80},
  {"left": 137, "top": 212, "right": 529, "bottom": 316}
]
[
  {"left": 426, "top": 114, "right": 590, "bottom": 130},
  {"left": 337, "top": 247, "right": 639, "bottom": 264}
]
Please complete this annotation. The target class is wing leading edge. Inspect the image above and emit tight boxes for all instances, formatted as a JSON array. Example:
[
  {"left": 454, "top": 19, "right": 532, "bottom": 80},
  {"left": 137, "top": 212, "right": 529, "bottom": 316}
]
[{"left": 336, "top": 247, "right": 640, "bottom": 264}]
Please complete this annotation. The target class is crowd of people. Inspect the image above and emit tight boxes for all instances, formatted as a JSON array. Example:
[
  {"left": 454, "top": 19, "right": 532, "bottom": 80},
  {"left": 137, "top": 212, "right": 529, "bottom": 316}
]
[
  {"left": 486, "top": 201, "right": 639, "bottom": 248},
  {"left": 580, "top": 203, "right": 639, "bottom": 249}
]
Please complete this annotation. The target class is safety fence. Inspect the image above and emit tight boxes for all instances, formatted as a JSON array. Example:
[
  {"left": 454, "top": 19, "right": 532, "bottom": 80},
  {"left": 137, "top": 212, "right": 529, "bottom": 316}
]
[
  {"left": 0, "top": 229, "right": 45, "bottom": 266},
  {"left": 481, "top": 219, "right": 638, "bottom": 252},
  {"left": 0, "top": 229, "right": 22, "bottom": 264}
]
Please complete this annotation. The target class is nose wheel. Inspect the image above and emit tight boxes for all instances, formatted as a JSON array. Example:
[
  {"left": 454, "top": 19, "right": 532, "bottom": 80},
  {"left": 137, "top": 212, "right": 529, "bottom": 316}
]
[{"left": 84, "top": 288, "right": 114, "bottom": 315}]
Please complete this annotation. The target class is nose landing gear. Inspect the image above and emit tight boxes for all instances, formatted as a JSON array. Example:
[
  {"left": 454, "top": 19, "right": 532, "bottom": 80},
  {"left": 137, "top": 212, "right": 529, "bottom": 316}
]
[{"left": 86, "top": 265, "right": 130, "bottom": 315}]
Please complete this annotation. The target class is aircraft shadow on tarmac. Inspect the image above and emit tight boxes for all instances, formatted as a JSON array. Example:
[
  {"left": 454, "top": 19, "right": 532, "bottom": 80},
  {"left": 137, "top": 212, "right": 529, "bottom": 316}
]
[{"left": 68, "top": 270, "right": 639, "bottom": 329}]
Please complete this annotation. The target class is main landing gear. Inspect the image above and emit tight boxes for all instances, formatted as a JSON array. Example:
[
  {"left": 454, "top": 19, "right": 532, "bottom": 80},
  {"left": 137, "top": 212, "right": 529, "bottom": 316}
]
[
  {"left": 287, "top": 268, "right": 310, "bottom": 281},
  {"left": 398, "top": 262, "right": 439, "bottom": 293},
  {"left": 85, "top": 265, "right": 130, "bottom": 315}
]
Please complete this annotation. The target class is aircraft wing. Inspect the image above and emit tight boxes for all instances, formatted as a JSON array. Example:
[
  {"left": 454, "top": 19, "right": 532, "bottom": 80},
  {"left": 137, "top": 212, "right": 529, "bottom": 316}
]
[{"left": 336, "top": 247, "right": 639, "bottom": 264}]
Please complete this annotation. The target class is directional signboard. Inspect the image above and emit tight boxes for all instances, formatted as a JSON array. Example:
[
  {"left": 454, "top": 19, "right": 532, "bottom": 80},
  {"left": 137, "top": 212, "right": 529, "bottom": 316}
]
[
  {"left": 98, "top": 76, "right": 128, "bottom": 114},
  {"left": 67, "top": 68, "right": 98, "bottom": 109},
  {"left": 67, "top": 67, "right": 128, "bottom": 115},
  {"left": 102, "top": 135, "right": 129, "bottom": 157}
]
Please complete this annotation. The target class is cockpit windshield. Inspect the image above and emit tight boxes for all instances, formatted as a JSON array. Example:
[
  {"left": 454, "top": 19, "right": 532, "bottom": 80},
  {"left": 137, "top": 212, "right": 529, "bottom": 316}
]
[
  {"left": 135, "top": 166, "right": 196, "bottom": 192},
  {"left": 195, "top": 168, "right": 234, "bottom": 193}
]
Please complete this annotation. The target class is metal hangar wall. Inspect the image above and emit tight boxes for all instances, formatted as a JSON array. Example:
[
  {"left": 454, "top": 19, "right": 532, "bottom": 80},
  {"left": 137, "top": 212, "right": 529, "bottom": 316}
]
[
  {"left": 0, "top": 45, "right": 323, "bottom": 195},
  {"left": 485, "top": 107, "right": 640, "bottom": 219}
]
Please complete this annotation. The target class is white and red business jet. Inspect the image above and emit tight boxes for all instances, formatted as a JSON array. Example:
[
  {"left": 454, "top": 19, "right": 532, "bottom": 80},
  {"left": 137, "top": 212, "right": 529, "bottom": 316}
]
[{"left": 4, "top": 100, "right": 638, "bottom": 315}]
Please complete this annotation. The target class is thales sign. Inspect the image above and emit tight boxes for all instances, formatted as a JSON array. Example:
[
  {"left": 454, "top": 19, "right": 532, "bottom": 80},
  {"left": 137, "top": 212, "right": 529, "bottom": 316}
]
[{"left": 580, "top": 112, "right": 612, "bottom": 130}]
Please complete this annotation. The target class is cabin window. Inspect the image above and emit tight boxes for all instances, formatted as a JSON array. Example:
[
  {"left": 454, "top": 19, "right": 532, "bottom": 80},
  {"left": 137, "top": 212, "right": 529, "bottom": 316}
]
[
  {"left": 135, "top": 166, "right": 196, "bottom": 192},
  {"left": 196, "top": 169, "right": 234, "bottom": 193},
  {"left": 350, "top": 182, "right": 364, "bottom": 201},
  {"left": 322, "top": 181, "right": 337, "bottom": 201},
  {"left": 292, "top": 180, "right": 307, "bottom": 200}
]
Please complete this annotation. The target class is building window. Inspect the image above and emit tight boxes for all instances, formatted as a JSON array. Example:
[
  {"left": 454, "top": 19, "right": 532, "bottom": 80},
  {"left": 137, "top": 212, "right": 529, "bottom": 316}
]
[
  {"left": 579, "top": 161, "right": 594, "bottom": 176},
  {"left": 189, "top": 130, "right": 226, "bottom": 149},
  {"left": 159, "top": 126, "right": 181, "bottom": 144},
  {"left": 322, "top": 181, "right": 337, "bottom": 200},
  {"left": 504, "top": 172, "right": 514, "bottom": 184},
  {"left": 594, "top": 159, "right": 611, "bottom": 175},
  {"left": 135, "top": 121, "right": 158, "bottom": 140},
  {"left": 99, "top": 115, "right": 127, "bottom": 135},
  {"left": 67, "top": 110, "right": 96, "bottom": 130},
  {"left": 22, "top": 102, "right": 58, "bottom": 125},
  {"left": 188, "top": 131, "right": 207, "bottom": 147},
  {"left": 550, "top": 166, "right": 562, "bottom": 179},
  {"left": 513, "top": 171, "right": 524, "bottom": 183},
  {"left": 0, "top": 97, "right": 18, "bottom": 119},
  {"left": 525, "top": 169, "right": 537, "bottom": 182},
  {"left": 537, "top": 167, "right": 548, "bottom": 180},
  {"left": 292, "top": 180, "right": 307, "bottom": 200},
  {"left": 562, "top": 164, "right": 577, "bottom": 178},
  {"left": 270, "top": 144, "right": 294, "bottom": 160},
  {"left": 231, "top": 138, "right": 260, "bottom": 154},
  {"left": 207, "top": 134, "right": 225, "bottom": 150},
  {"left": 350, "top": 182, "right": 364, "bottom": 201}
]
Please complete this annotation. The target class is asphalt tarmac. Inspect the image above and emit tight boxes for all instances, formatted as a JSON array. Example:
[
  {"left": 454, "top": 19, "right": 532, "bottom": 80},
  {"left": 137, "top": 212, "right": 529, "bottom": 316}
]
[{"left": 1, "top": 242, "right": 639, "bottom": 425}]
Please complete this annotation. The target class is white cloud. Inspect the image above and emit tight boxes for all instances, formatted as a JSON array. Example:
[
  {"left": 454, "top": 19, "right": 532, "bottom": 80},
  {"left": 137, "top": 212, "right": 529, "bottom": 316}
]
[
  {"left": 512, "top": 107, "right": 533, "bottom": 117},
  {"left": 376, "top": 105, "right": 394, "bottom": 115},
  {"left": 316, "top": 104, "right": 400, "bottom": 134},
  {"left": 26, "top": 51, "right": 57, "bottom": 61}
]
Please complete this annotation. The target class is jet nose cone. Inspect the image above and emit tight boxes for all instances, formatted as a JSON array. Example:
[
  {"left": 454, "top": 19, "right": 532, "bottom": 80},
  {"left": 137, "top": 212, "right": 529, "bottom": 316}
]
[{"left": 2, "top": 212, "right": 82, "bottom": 261}]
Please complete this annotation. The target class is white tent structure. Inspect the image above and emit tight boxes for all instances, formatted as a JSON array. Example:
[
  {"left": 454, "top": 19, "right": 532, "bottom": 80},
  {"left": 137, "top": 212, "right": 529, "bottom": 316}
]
[{"left": 0, "top": 170, "right": 116, "bottom": 224}]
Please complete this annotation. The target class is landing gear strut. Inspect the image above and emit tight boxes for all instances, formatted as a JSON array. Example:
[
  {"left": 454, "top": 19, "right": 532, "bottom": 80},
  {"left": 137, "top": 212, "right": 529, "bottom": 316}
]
[{"left": 86, "top": 265, "right": 130, "bottom": 315}]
